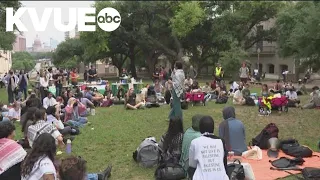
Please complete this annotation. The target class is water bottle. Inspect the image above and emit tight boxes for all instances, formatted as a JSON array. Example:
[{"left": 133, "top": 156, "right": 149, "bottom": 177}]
[{"left": 66, "top": 139, "right": 72, "bottom": 154}]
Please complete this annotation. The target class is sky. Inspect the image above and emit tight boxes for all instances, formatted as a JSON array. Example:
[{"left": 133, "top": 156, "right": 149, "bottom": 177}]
[{"left": 20, "top": 1, "right": 94, "bottom": 47}]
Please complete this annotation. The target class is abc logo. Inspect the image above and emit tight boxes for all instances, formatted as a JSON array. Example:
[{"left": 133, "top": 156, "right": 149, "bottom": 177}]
[{"left": 97, "top": 7, "right": 121, "bottom": 32}]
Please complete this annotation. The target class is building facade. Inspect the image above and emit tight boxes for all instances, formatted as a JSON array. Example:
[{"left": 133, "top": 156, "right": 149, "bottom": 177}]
[
  {"left": 0, "top": 50, "right": 12, "bottom": 74},
  {"left": 13, "top": 34, "right": 26, "bottom": 52},
  {"left": 247, "top": 19, "right": 294, "bottom": 77}
]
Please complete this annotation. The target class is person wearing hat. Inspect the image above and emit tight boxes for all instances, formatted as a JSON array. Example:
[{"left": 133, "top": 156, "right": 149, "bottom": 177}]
[
  {"left": 301, "top": 86, "right": 320, "bottom": 109},
  {"left": 179, "top": 114, "right": 203, "bottom": 176},
  {"left": 219, "top": 106, "right": 247, "bottom": 156}
]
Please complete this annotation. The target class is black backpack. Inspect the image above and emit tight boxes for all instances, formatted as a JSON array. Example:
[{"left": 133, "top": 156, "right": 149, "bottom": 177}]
[
  {"left": 281, "top": 139, "right": 313, "bottom": 158},
  {"left": 245, "top": 97, "right": 255, "bottom": 106},
  {"left": 154, "top": 163, "right": 186, "bottom": 180},
  {"left": 227, "top": 159, "right": 245, "bottom": 180},
  {"left": 251, "top": 123, "right": 279, "bottom": 149},
  {"left": 270, "top": 157, "right": 305, "bottom": 168}
]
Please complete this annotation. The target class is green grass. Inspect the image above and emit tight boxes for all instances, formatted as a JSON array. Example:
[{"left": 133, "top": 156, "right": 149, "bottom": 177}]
[{"left": 0, "top": 84, "right": 318, "bottom": 180}]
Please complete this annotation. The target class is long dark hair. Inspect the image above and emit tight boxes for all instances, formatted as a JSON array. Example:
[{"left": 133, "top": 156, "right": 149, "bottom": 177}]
[
  {"left": 163, "top": 117, "right": 184, "bottom": 150},
  {"left": 21, "top": 133, "right": 57, "bottom": 177},
  {"left": 21, "top": 107, "right": 38, "bottom": 132}
]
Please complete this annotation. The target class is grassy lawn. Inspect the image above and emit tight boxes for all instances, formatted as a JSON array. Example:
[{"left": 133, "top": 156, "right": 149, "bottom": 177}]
[{"left": 0, "top": 84, "right": 318, "bottom": 180}]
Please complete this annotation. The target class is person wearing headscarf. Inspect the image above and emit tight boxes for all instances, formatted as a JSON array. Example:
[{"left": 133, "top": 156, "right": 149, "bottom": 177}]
[
  {"left": 0, "top": 121, "right": 27, "bottom": 180},
  {"left": 167, "top": 61, "right": 185, "bottom": 120},
  {"left": 179, "top": 114, "right": 203, "bottom": 177},
  {"left": 219, "top": 106, "right": 247, "bottom": 155}
]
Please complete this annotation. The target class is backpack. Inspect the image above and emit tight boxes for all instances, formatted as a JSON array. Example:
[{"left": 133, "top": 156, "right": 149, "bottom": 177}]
[
  {"left": 227, "top": 159, "right": 245, "bottom": 180},
  {"left": 251, "top": 123, "right": 279, "bottom": 149},
  {"left": 154, "top": 162, "right": 186, "bottom": 180},
  {"left": 216, "top": 96, "right": 228, "bottom": 104},
  {"left": 281, "top": 139, "right": 313, "bottom": 158},
  {"left": 245, "top": 97, "right": 255, "bottom": 106},
  {"left": 133, "top": 137, "right": 160, "bottom": 168},
  {"left": 270, "top": 157, "right": 305, "bottom": 168}
]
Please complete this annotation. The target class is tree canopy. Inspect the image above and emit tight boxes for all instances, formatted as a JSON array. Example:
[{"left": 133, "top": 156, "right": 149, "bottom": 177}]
[{"left": 12, "top": 52, "right": 35, "bottom": 71}]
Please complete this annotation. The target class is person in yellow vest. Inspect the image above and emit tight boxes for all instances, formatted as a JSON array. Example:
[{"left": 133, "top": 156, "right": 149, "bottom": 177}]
[{"left": 213, "top": 63, "right": 224, "bottom": 82}]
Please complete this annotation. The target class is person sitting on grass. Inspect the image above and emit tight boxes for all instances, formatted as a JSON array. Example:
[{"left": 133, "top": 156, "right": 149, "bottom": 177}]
[
  {"left": 190, "top": 81, "right": 201, "bottom": 93},
  {"left": 219, "top": 106, "right": 247, "bottom": 156},
  {"left": 43, "top": 92, "right": 57, "bottom": 109},
  {"left": 188, "top": 116, "right": 228, "bottom": 180},
  {"left": 158, "top": 117, "right": 184, "bottom": 164},
  {"left": 0, "top": 121, "right": 27, "bottom": 180},
  {"left": 58, "top": 156, "right": 112, "bottom": 180},
  {"left": 2, "top": 101, "right": 21, "bottom": 122},
  {"left": 83, "top": 87, "right": 103, "bottom": 107},
  {"left": 261, "top": 84, "right": 270, "bottom": 97},
  {"left": 21, "top": 133, "right": 58, "bottom": 180},
  {"left": 92, "top": 87, "right": 104, "bottom": 106},
  {"left": 179, "top": 114, "right": 203, "bottom": 177},
  {"left": 184, "top": 76, "right": 193, "bottom": 92},
  {"left": 233, "top": 85, "right": 246, "bottom": 105},
  {"left": 301, "top": 86, "right": 320, "bottom": 109},
  {"left": 285, "top": 86, "right": 300, "bottom": 108},
  {"left": 27, "top": 108, "right": 64, "bottom": 148},
  {"left": 46, "top": 106, "right": 76, "bottom": 137},
  {"left": 125, "top": 88, "right": 144, "bottom": 110},
  {"left": 229, "top": 80, "right": 239, "bottom": 96},
  {"left": 272, "top": 80, "right": 282, "bottom": 94},
  {"left": 64, "top": 98, "right": 88, "bottom": 127},
  {"left": 296, "top": 79, "right": 307, "bottom": 96},
  {"left": 76, "top": 93, "right": 94, "bottom": 116},
  {"left": 21, "top": 107, "right": 38, "bottom": 149}
]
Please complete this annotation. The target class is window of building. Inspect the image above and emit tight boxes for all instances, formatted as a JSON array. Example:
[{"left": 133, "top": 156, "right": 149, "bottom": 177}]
[{"left": 268, "top": 64, "right": 275, "bottom": 74}]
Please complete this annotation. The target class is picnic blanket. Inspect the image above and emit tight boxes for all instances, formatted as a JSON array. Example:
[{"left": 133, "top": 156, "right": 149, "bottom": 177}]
[{"left": 241, "top": 149, "right": 320, "bottom": 180}]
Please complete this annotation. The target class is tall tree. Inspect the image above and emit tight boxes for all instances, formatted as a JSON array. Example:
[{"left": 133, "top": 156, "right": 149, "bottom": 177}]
[
  {"left": 0, "top": 1, "right": 21, "bottom": 50},
  {"left": 12, "top": 52, "right": 35, "bottom": 71}
]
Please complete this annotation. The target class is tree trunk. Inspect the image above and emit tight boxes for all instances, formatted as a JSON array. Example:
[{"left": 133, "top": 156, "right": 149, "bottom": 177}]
[{"left": 129, "top": 44, "right": 137, "bottom": 78}]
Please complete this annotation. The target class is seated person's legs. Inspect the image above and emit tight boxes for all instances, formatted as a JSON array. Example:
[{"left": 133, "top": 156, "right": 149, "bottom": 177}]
[{"left": 126, "top": 103, "right": 137, "bottom": 110}]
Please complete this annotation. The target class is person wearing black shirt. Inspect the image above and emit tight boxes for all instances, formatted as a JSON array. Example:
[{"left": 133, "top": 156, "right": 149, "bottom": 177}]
[
  {"left": 54, "top": 70, "right": 65, "bottom": 97},
  {"left": 88, "top": 66, "right": 97, "bottom": 83},
  {"left": 84, "top": 68, "right": 88, "bottom": 83},
  {"left": 125, "top": 88, "right": 144, "bottom": 110},
  {"left": 120, "top": 68, "right": 128, "bottom": 78},
  {"left": 153, "top": 67, "right": 160, "bottom": 82}
]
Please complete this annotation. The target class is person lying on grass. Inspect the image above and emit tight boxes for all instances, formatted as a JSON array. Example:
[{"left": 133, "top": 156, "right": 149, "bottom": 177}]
[
  {"left": 58, "top": 156, "right": 112, "bottom": 180},
  {"left": 125, "top": 88, "right": 144, "bottom": 110}
]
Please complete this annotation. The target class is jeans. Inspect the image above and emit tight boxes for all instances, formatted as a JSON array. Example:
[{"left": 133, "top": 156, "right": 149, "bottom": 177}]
[
  {"left": 87, "top": 173, "right": 98, "bottom": 180},
  {"left": 20, "top": 86, "right": 27, "bottom": 100},
  {"left": 2, "top": 112, "right": 9, "bottom": 121},
  {"left": 56, "top": 84, "right": 62, "bottom": 97},
  {"left": 66, "top": 117, "right": 87, "bottom": 128},
  {"left": 7, "top": 87, "right": 15, "bottom": 104}
]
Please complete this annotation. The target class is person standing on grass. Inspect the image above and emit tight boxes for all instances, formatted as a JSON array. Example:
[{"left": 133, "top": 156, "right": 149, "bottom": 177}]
[
  {"left": 168, "top": 61, "right": 185, "bottom": 121},
  {"left": 39, "top": 71, "right": 49, "bottom": 102},
  {"left": 213, "top": 63, "right": 224, "bottom": 82},
  {"left": 88, "top": 65, "right": 97, "bottom": 83},
  {"left": 4, "top": 70, "right": 19, "bottom": 104},
  {"left": 239, "top": 62, "right": 249, "bottom": 84},
  {"left": 70, "top": 68, "right": 79, "bottom": 87},
  {"left": 188, "top": 65, "right": 197, "bottom": 80},
  {"left": 18, "top": 70, "right": 29, "bottom": 100}
]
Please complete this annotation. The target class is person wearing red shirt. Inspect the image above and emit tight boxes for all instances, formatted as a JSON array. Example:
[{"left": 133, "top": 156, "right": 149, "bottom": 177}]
[{"left": 70, "top": 68, "right": 79, "bottom": 87}]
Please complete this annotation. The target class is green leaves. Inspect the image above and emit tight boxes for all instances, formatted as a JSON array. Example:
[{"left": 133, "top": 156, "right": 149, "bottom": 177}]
[
  {"left": 170, "top": 2, "right": 205, "bottom": 37},
  {"left": 12, "top": 52, "right": 35, "bottom": 71}
]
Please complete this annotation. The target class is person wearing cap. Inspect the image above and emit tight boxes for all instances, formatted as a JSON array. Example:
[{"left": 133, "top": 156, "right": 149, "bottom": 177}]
[
  {"left": 285, "top": 86, "right": 300, "bottom": 107},
  {"left": 188, "top": 116, "right": 228, "bottom": 180},
  {"left": 179, "top": 114, "right": 203, "bottom": 176},
  {"left": 301, "top": 86, "right": 320, "bottom": 109},
  {"left": 43, "top": 92, "right": 57, "bottom": 109},
  {"left": 219, "top": 106, "right": 247, "bottom": 156}
]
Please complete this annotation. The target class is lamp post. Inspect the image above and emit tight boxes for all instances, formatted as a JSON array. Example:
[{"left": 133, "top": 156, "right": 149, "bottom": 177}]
[{"left": 257, "top": 48, "right": 261, "bottom": 73}]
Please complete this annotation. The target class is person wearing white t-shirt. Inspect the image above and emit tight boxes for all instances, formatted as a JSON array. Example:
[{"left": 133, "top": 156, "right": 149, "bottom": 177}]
[
  {"left": 285, "top": 86, "right": 300, "bottom": 107},
  {"left": 43, "top": 92, "right": 57, "bottom": 109},
  {"left": 229, "top": 81, "right": 239, "bottom": 96},
  {"left": 233, "top": 86, "right": 246, "bottom": 105},
  {"left": 21, "top": 133, "right": 57, "bottom": 180},
  {"left": 188, "top": 116, "right": 228, "bottom": 180},
  {"left": 2, "top": 101, "right": 21, "bottom": 122}
]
